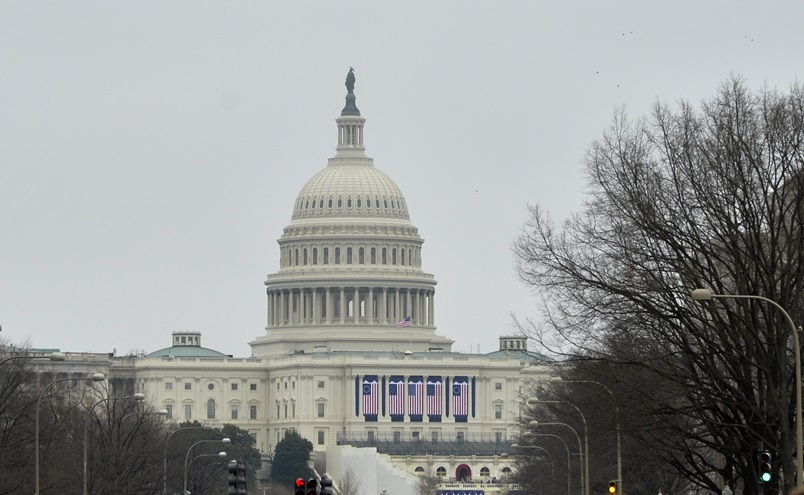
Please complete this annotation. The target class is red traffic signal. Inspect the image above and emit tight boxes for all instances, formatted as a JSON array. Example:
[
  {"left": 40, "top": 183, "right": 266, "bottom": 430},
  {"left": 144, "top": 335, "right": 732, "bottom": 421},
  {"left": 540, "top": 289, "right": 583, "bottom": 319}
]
[{"left": 296, "top": 478, "right": 306, "bottom": 488}]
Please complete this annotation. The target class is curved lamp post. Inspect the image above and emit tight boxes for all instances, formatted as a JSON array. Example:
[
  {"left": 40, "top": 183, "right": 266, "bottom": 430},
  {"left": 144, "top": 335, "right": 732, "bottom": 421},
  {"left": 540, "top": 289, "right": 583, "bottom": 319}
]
[
  {"left": 523, "top": 431, "right": 573, "bottom": 495},
  {"left": 529, "top": 397, "right": 589, "bottom": 495},
  {"left": 186, "top": 451, "right": 227, "bottom": 492},
  {"left": 550, "top": 377, "right": 622, "bottom": 495},
  {"left": 83, "top": 393, "right": 145, "bottom": 495},
  {"left": 121, "top": 409, "right": 169, "bottom": 422},
  {"left": 36, "top": 372, "right": 106, "bottom": 495},
  {"left": 0, "top": 351, "right": 65, "bottom": 367},
  {"left": 530, "top": 420, "right": 583, "bottom": 495},
  {"left": 511, "top": 443, "right": 557, "bottom": 495},
  {"left": 691, "top": 288, "right": 802, "bottom": 488},
  {"left": 163, "top": 426, "right": 213, "bottom": 495},
  {"left": 183, "top": 438, "right": 231, "bottom": 495}
]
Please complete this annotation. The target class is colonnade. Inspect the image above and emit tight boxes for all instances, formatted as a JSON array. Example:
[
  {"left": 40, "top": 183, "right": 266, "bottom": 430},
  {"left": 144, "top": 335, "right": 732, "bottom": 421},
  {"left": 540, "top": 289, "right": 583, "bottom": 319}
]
[{"left": 266, "top": 287, "right": 434, "bottom": 328}]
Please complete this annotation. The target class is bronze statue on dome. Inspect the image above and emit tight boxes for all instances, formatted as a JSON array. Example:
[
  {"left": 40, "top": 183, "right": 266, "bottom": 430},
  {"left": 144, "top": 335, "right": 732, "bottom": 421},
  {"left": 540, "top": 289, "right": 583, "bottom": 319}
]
[{"left": 345, "top": 67, "right": 355, "bottom": 93}]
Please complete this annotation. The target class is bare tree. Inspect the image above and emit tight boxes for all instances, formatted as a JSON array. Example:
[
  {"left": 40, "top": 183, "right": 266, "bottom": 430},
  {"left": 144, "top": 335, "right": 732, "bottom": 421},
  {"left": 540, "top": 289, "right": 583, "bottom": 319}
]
[
  {"left": 514, "top": 77, "right": 804, "bottom": 494},
  {"left": 339, "top": 468, "right": 362, "bottom": 495}
]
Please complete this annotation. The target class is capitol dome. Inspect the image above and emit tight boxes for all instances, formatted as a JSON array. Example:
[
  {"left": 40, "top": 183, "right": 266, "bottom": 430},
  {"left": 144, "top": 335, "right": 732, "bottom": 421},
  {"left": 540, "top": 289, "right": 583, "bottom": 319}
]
[{"left": 250, "top": 70, "right": 453, "bottom": 357}]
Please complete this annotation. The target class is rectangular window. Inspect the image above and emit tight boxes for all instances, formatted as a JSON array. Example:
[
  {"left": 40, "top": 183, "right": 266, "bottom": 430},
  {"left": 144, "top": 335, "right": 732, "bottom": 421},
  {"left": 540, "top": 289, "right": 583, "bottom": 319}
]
[
  {"left": 456, "top": 431, "right": 465, "bottom": 443},
  {"left": 292, "top": 403, "right": 296, "bottom": 418},
  {"left": 367, "top": 431, "right": 375, "bottom": 442},
  {"left": 318, "top": 430, "right": 325, "bottom": 445},
  {"left": 250, "top": 405, "right": 257, "bottom": 420},
  {"left": 284, "top": 382, "right": 288, "bottom": 390},
  {"left": 411, "top": 431, "right": 420, "bottom": 441},
  {"left": 431, "top": 431, "right": 439, "bottom": 443},
  {"left": 165, "top": 404, "right": 173, "bottom": 419},
  {"left": 284, "top": 404, "right": 288, "bottom": 418},
  {"left": 250, "top": 383, "right": 257, "bottom": 391},
  {"left": 276, "top": 404, "right": 280, "bottom": 419},
  {"left": 317, "top": 403, "right": 325, "bottom": 418},
  {"left": 292, "top": 381, "right": 296, "bottom": 389},
  {"left": 165, "top": 382, "right": 173, "bottom": 391},
  {"left": 495, "top": 382, "right": 502, "bottom": 391},
  {"left": 393, "top": 431, "right": 401, "bottom": 443},
  {"left": 231, "top": 405, "right": 239, "bottom": 419},
  {"left": 495, "top": 432, "right": 503, "bottom": 443},
  {"left": 495, "top": 404, "right": 503, "bottom": 419},
  {"left": 184, "top": 404, "right": 192, "bottom": 420},
  {"left": 317, "top": 381, "right": 325, "bottom": 389},
  {"left": 231, "top": 383, "right": 238, "bottom": 391},
  {"left": 184, "top": 382, "right": 192, "bottom": 391}
]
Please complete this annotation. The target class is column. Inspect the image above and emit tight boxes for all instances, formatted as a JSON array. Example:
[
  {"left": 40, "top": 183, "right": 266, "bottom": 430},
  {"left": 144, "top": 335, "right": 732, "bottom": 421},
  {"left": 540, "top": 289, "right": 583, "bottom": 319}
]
[
  {"left": 381, "top": 288, "right": 388, "bottom": 325},
  {"left": 339, "top": 288, "right": 346, "bottom": 324},
  {"left": 279, "top": 291, "right": 285, "bottom": 326},
  {"left": 325, "top": 288, "right": 332, "bottom": 324},
  {"left": 312, "top": 289, "right": 320, "bottom": 325},
  {"left": 428, "top": 291, "right": 434, "bottom": 326}
]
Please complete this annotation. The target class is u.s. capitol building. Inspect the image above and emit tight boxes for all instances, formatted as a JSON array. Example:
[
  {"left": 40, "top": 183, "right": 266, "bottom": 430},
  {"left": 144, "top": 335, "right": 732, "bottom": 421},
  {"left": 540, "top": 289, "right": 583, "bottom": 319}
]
[{"left": 98, "top": 71, "right": 551, "bottom": 490}]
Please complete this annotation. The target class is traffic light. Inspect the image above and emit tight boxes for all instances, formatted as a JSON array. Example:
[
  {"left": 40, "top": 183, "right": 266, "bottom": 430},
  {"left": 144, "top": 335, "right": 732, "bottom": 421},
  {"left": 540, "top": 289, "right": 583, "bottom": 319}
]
[
  {"left": 307, "top": 477, "right": 319, "bottom": 495},
  {"left": 320, "top": 475, "right": 334, "bottom": 495},
  {"left": 235, "top": 461, "right": 248, "bottom": 495},
  {"left": 227, "top": 461, "right": 239, "bottom": 495},
  {"left": 608, "top": 481, "right": 617, "bottom": 494},
  {"left": 294, "top": 478, "right": 306, "bottom": 495},
  {"left": 227, "top": 460, "right": 247, "bottom": 495},
  {"left": 758, "top": 450, "right": 772, "bottom": 483}
]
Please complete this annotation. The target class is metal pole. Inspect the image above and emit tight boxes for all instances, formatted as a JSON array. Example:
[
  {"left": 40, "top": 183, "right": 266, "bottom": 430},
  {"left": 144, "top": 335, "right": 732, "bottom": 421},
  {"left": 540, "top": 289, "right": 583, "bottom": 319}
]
[
  {"left": 164, "top": 426, "right": 210, "bottom": 495},
  {"left": 695, "top": 291, "right": 803, "bottom": 488}
]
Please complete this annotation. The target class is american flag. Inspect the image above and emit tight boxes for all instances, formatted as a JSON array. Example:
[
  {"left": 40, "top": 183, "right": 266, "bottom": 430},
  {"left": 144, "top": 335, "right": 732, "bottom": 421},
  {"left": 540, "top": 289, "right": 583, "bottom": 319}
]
[
  {"left": 426, "top": 377, "right": 442, "bottom": 416},
  {"left": 408, "top": 378, "right": 423, "bottom": 416},
  {"left": 453, "top": 380, "right": 469, "bottom": 416},
  {"left": 362, "top": 377, "right": 378, "bottom": 415},
  {"left": 396, "top": 316, "right": 411, "bottom": 328},
  {"left": 389, "top": 377, "right": 405, "bottom": 417}
]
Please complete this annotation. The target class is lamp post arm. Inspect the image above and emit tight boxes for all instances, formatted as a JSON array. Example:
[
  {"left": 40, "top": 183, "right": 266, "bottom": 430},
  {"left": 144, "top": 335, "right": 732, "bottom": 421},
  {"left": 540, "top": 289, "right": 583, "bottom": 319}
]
[
  {"left": 164, "top": 426, "right": 209, "bottom": 495},
  {"left": 709, "top": 293, "right": 802, "bottom": 488}
]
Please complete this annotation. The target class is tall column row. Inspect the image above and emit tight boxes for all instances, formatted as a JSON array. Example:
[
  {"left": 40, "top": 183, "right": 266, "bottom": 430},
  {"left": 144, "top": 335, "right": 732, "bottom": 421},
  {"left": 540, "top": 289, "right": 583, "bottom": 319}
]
[{"left": 266, "top": 287, "right": 435, "bottom": 328}]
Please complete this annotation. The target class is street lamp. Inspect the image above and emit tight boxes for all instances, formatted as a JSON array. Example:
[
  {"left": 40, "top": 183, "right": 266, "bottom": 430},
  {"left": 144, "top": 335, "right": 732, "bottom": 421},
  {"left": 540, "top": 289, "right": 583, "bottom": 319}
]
[
  {"left": 0, "top": 351, "right": 66, "bottom": 367},
  {"left": 511, "top": 443, "right": 558, "bottom": 495},
  {"left": 529, "top": 397, "right": 589, "bottom": 495},
  {"left": 549, "top": 377, "right": 622, "bottom": 495},
  {"left": 121, "top": 409, "right": 169, "bottom": 422},
  {"left": 163, "top": 426, "right": 214, "bottom": 495},
  {"left": 83, "top": 393, "right": 145, "bottom": 495},
  {"left": 521, "top": 432, "right": 573, "bottom": 495},
  {"left": 530, "top": 420, "right": 583, "bottom": 495},
  {"left": 35, "top": 372, "right": 106, "bottom": 495},
  {"left": 691, "top": 287, "right": 803, "bottom": 488},
  {"left": 186, "top": 451, "right": 227, "bottom": 493},
  {"left": 183, "top": 438, "right": 231, "bottom": 495}
]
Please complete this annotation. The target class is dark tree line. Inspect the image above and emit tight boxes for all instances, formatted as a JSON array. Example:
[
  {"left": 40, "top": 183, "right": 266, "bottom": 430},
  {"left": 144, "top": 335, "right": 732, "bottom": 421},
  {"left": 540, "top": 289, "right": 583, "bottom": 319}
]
[{"left": 514, "top": 77, "right": 804, "bottom": 494}]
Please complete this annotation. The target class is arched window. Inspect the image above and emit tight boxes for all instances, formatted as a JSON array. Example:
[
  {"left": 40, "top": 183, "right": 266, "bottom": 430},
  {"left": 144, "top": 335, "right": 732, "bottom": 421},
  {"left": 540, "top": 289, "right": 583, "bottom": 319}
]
[
  {"left": 347, "top": 198, "right": 352, "bottom": 208},
  {"left": 328, "top": 198, "right": 333, "bottom": 208},
  {"left": 436, "top": 467, "right": 447, "bottom": 477},
  {"left": 401, "top": 249, "right": 405, "bottom": 266},
  {"left": 312, "top": 248, "right": 318, "bottom": 265},
  {"left": 366, "top": 197, "right": 371, "bottom": 208},
  {"left": 392, "top": 248, "right": 397, "bottom": 265},
  {"left": 335, "top": 248, "right": 341, "bottom": 264},
  {"left": 347, "top": 247, "right": 353, "bottom": 264},
  {"left": 480, "top": 467, "right": 490, "bottom": 477},
  {"left": 371, "top": 247, "right": 376, "bottom": 264},
  {"left": 207, "top": 399, "right": 216, "bottom": 419},
  {"left": 384, "top": 199, "right": 388, "bottom": 209},
  {"left": 501, "top": 467, "right": 512, "bottom": 475},
  {"left": 338, "top": 198, "right": 342, "bottom": 208},
  {"left": 311, "top": 199, "right": 316, "bottom": 209},
  {"left": 357, "top": 198, "right": 362, "bottom": 208},
  {"left": 319, "top": 199, "right": 324, "bottom": 208},
  {"left": 323, "top": 248, "right": 329, "bottom": 265},
  {"left": 359, "top": 247, "right": 364, "bottom": 264},
  {"left": 415, "top": 466, "right": 425, "bottom": 475},
  {"left": 382, "top": 248, "right": 387, "bottom": 265},
  {"left": 295, "top": 249, "right": 299, "bottom": 266},
  {"left": 303, "top": 248, "right": 308, "bottom": 265}
]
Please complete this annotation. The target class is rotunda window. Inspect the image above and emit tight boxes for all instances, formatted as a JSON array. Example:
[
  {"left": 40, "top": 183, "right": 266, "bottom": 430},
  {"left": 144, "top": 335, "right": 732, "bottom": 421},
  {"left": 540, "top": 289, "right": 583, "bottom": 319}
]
[
  {"left": 401, "top": 250, "right": 405, "bottom": 266},
  {"left": 311, "top": 199, "right": 316, "bottom": 209},
  {"left": 312, "top": 248, "right": 318, "bottom": 265},
  {"left": 371, "top": 247, "right": 376, "bottom": 264},
  {"left": 366, "top": 197, "right": 371, "bottom": 208},
  {"left": 392, "top": 248, "right": 397, "bottom": 265},
  {"left": 359, "top": 247, "right": 364, "bottom": 264},
  {"left": 347, "top": 199, "right": 352, "bottom": 208},
  {"left": 305, "top": 200, "right": 309, "bottom": 209},
  {"left": 319, "top": 199, "right": 324, "bottom": 209},
  {"left": 303, "top": 249, "right": 308, "bottom": 265},
  {"left": 328, "top": 198, "right": 333, "bottom": 208},
  {"left": 338, "top": 198, "right": 342, "bottom": 208},
  {"left": 384, "top": 199, "right": 388, "bottom": 208},
  {"left": 347, "top": 248, "right": 353, "bottom": 264},
  {"left": 208, "top": 383, "right": 215, "bottom": 391},
  {"left": 295, "top": 249, "right": 299, "bottom": 266},
  {"left": 382, "top": 248, "right": 387, "bottom": 265},
  {"left": 375, "top": 199, "right": 380, "bottom": 208},
  {"left": 357, "top": 198, "right": 362, "bottom": 208},
  {"left": 390, "top": 199, "right": 395, "bottom": 209},
  {"left": 335, "top": 248, "right": 341, "bottom": 264},
  {"left": 323, "top": 247, "right": 329, "bottom": 264}
]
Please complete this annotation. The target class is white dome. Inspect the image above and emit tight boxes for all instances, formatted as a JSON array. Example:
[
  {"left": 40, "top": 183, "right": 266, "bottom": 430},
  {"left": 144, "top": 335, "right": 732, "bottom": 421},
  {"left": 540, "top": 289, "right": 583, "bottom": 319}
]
[{"left": 291, "top": 163, "right": 410, "bottom": 222}]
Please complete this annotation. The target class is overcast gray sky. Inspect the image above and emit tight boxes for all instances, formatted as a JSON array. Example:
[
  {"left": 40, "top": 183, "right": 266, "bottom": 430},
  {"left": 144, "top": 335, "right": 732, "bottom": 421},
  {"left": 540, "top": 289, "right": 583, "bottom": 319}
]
[{"left": 1, "top": 1, "right": 802, "bottom": 357}]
